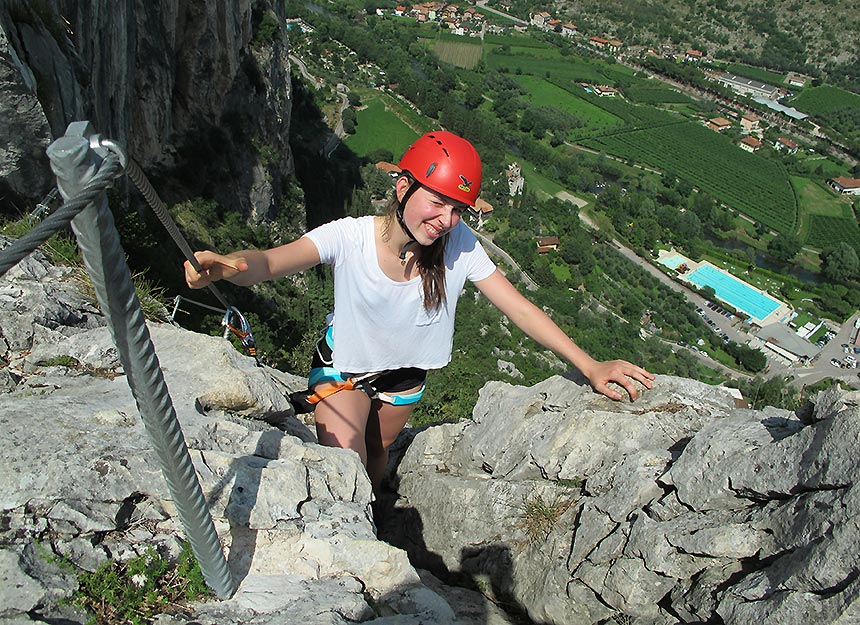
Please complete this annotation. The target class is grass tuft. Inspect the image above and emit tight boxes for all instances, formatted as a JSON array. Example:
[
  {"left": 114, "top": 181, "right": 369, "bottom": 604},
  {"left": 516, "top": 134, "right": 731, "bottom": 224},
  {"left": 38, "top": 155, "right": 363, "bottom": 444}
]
[
  {"left": 515, "top": 493, "right": 574, "bottom": 544},
  {"left": 70, "top": 542, "right": 212, "bottom": 625}
]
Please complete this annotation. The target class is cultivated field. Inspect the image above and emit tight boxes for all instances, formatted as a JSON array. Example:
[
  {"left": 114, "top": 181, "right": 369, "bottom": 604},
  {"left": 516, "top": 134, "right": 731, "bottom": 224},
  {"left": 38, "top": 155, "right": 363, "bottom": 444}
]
[
  {"left": 787, "top": 86, "right": 860, "bottom": 155},
  {"left": 624, "top": 85, "right": 695, "bottom": 105},
  {"left": 787, "top": 85, "right": 860, "bottom": 115},
  {"left": 583, "top": 122, "right": 798, "bottom": 234},
  {"left": 434, "top": 39, "right": 482, "bottom": 69},
  {"left": 792, "top": 177, "right": 860, "bottom": 251},
  {"left": 806, "top": 215, "right": 860, "bottom": 252},
  {"left": 343, "top": 97, "right": 419, "bottom": 158},
  {"left": 513, "top": 75, "right": 624, "bottom": 133},
  {"left": 484, "top": 44, "right": 635, "bottom": 85}
]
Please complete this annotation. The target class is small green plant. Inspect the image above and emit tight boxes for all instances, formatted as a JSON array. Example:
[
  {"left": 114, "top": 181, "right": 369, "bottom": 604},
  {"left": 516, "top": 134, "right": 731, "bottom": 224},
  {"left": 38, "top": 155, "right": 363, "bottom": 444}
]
[
  {"left": 71, "top": 542, "right": 212, "bottom": 625},
  {"left": 555, "top": 477, "right": 584, "bottom": 489},
  {"left": 37, "top": 355, "right": 81, "bottom": 368},
  {"left": 515, "top": 493, "right": 574, "bottom": 544}
]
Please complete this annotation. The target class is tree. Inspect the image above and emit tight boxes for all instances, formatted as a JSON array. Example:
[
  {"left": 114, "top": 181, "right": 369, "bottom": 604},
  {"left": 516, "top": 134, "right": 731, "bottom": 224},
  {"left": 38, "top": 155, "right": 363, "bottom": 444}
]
[
  {"left": 821, "top": 242, "right": 859, "bottom": 282},
  {"left": 341, "top": 108, "right": 357, "bottom": 134},
  {"left": 767, "top": 233, "right": 802, "bottom": 263},
  {"left": 739, "top": 376, "right": 799, "bottom": 410},
  {"left": 725, "top": 342, "right": 767, "bottom": 373}
]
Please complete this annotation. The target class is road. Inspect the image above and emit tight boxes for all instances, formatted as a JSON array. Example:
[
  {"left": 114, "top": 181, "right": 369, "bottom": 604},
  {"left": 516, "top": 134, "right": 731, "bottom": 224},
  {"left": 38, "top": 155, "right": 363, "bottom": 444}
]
[
  {"left": 322, "top": 84, "right": 350, "bottom": 158},
  {"left": 475, "top": 0, "right": 527, "bottom": 25},
  {"left": 468, "top": 226, "right": 539, "bottom": 291},
  {"left": 289, "top": 54, "right": 322, "bottom": 89},
  {"left": 289, "top": 54, "right": 349, "bottom": 158}
]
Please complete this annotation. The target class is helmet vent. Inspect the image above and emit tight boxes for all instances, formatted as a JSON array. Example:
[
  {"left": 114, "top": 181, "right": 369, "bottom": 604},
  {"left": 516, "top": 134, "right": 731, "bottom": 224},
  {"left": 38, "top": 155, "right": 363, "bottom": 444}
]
[
  {"left": 425, "top": 163, "right": 437, "bottom": 177},
  {"left": 442, "top": 148, "right": 450, "bottom": 157}
]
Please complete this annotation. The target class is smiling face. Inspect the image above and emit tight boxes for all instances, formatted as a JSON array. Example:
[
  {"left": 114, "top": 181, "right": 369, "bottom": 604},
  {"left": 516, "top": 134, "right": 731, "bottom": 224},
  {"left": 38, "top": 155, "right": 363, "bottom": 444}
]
[{"left": 396, "top": 177, "right": 467, "bottom": 246}]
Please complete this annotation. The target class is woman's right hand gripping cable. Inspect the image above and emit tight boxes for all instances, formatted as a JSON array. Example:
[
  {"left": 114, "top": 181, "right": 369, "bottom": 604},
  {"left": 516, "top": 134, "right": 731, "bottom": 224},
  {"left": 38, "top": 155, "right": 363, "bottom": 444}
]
[{"left": 184, "top": 251, "right": 248, "bottom": 289}]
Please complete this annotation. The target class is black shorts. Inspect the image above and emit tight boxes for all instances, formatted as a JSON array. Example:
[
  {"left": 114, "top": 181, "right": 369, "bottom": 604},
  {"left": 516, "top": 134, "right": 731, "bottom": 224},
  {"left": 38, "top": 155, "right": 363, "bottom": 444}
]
[{"left": 307, "top": 325, "right": 427, "bottom": 405}]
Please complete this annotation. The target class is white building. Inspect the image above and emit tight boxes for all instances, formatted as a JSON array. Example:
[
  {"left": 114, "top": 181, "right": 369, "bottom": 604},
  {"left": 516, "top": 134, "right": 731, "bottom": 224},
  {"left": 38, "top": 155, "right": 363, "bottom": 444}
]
[
  {"left": 506, "top": 162, "right": 524, "bottom": 196},
  {"left": 715, "top": 72, "right": 781, "bottom": 100},
  {"left": 829, "top": 177, "right": 860, "bottom": 195}
]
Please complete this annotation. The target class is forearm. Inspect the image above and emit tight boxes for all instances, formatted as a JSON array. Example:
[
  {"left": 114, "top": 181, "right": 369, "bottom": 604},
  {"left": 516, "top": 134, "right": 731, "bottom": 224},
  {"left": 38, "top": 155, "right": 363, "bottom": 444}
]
[
  {"left": 186, "top": 239, "right": 320, "bottom": 290},
  {"left": 506, "top": 299, "right": 599, "bottom": 377},
  {"left": 475, "top": 269, "right": 653, "bottom": 401},
  {"left": 221, "top": 249, "right": 274, "bottom": 286},
  {"left": 222, "top": 238, "right": 321, "bottom": 286}
]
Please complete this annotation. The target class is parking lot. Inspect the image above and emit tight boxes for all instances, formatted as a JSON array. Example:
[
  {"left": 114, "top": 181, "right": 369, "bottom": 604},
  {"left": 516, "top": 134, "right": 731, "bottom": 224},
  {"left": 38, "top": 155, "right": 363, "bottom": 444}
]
[
  {"left": 695, "top": 302, "right": 733, "bottom": 344},
  {"left": 832, "top": 343, "right": 860, "bottom": 369}
]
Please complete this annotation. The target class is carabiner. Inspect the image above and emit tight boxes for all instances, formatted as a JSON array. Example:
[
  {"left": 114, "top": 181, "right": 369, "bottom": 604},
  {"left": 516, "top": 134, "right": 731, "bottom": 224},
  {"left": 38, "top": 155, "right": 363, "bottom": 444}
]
[{"left": 222, "top": 306, "right": 259, "bottom": 363}]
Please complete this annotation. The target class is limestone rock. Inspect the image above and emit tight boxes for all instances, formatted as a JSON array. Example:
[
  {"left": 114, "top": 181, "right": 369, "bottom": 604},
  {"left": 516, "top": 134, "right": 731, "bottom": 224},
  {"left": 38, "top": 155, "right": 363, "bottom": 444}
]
[
  {"left": 388, "top": 375, "right": 860, "bottom": 625},
  {"left": 0, "top": 1, "right": 297, "bottom": 230},
  {"left": 0, "top": 253, "right": 474, "bottom": 625},
  {"left": 0, "top": 19, "right": 54, "bottom": 211}
]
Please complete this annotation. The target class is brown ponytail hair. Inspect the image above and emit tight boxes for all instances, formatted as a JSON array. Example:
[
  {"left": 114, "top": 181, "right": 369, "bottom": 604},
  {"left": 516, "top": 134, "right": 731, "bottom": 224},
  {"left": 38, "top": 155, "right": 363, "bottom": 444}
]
[{"left": 381, "top": 193, "right": 448, "bottom": 312}]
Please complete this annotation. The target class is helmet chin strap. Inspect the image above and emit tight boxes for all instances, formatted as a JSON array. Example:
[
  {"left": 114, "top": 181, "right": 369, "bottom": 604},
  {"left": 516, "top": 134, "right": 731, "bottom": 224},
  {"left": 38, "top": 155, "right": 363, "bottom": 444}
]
[{"left": 396, "top": 180, "right": 421, "bottom": 264}]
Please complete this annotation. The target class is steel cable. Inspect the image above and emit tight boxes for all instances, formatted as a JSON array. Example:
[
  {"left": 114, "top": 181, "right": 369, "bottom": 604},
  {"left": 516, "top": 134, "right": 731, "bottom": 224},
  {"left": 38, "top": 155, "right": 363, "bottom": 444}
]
[
  {"left": 45, "top": 127, "right": 235, "bottom": 597},
  {"left": 0, "top": 156, "right": 123, "bottom": 277},
  {"left": 70, "top": 189, "right": 234, "bottom": 598},
  {"left": 114, "top": 147, "right": 231, "bottom": 311}
]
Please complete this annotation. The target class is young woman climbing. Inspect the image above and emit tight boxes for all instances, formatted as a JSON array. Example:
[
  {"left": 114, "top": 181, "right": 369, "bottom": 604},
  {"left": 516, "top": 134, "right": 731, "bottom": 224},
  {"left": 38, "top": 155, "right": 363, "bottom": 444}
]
[{"left": 184, "top": 131, "right": 655, "bottom": 494}]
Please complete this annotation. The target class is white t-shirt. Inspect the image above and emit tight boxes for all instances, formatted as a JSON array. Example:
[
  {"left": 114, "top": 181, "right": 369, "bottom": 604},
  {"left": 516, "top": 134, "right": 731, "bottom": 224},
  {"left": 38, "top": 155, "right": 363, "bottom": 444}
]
[{"left": 303, "top": 216, "right": 496, "bottom": 372}]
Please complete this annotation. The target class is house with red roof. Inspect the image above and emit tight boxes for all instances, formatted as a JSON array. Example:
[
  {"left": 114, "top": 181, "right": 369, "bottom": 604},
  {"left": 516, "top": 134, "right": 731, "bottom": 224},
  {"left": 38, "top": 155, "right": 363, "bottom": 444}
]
[
  {"left": 537, "top": 236, "right": 561, "bottom": 253},
  {"left": 706, "top": 117, "right": 732, "bottom": 132},
  {"left": 775, "top": 137, "right": 799, "bottom": 154},
  {"left": 829, "top": 177, "right": 860, "bottom": 195},
  {"left": 685, "top": 49, "right": 703, "bottom": 62},
  {"left": 740, "top": 136, "right": 763, "bottom": 153}
]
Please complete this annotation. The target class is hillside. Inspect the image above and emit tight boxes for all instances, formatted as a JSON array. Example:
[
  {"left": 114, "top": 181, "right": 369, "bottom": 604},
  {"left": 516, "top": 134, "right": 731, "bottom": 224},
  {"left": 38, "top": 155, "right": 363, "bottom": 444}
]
[{"left": 542, "top": 0, "right": 860, "bottom": 89}]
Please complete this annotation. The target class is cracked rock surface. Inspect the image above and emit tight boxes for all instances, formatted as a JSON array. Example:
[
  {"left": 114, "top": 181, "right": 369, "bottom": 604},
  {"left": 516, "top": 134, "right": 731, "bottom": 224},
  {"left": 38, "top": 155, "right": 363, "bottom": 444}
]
[
  {"left": 383, "top": 375, "right": 860, "bottom": 625},
  {"left": 3, "top": 248, "right": 858, "bottom": 625},
  {"left": 0, "top": 246, "right": 515, "bottom": 625}
]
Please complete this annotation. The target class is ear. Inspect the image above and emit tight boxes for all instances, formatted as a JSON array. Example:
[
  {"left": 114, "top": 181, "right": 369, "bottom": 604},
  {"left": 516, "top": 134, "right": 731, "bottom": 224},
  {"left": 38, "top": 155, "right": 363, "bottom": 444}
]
[{"left": 395, "top": 175, "right": 411, "bottom": 202}]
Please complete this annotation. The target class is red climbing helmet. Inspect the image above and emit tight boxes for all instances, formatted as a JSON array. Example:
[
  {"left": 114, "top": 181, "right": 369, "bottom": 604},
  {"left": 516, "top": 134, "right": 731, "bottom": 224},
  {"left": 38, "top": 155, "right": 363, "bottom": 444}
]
[{"left": 397, "top": 131, "right": 482, "bottom": 207}]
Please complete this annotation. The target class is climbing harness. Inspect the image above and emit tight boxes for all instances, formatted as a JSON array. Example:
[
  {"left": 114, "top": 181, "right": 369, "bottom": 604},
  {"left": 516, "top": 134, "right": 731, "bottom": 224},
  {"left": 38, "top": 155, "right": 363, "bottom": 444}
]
[
  {"left": 288, "top": 323, "right": 426, "bottom": 413},
  {"left": 288, "top": 370, "right": 425, "bottom": 413},
  {"left": 288, "top": 371, "right": 384, "bottom": 413}
]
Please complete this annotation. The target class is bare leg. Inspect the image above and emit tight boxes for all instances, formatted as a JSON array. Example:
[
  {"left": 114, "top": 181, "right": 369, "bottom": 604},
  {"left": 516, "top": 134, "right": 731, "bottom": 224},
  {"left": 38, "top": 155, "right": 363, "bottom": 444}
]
[
  {"left": 313, "top": 385, "right": 372, "bottom": 463},
  {"left": 364, "top": 396, "right": 418, "bottom": 495}
]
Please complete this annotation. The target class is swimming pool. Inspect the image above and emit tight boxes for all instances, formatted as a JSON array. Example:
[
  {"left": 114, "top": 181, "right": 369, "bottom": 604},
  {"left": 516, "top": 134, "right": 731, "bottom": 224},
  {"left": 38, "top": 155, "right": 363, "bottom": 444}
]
[
  {"left": 660, "top": 255, "right": 687, "bottom": 270},
  {"left": 686, "top": 264, "right": 781, "bottom": 321}
]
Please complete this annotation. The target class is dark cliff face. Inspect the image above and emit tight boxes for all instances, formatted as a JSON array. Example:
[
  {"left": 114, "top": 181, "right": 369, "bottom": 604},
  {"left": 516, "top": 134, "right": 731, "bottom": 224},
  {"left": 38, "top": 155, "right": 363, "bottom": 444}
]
[{"left": 0, "top": 0, "right": 297, "bottom": 229}]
